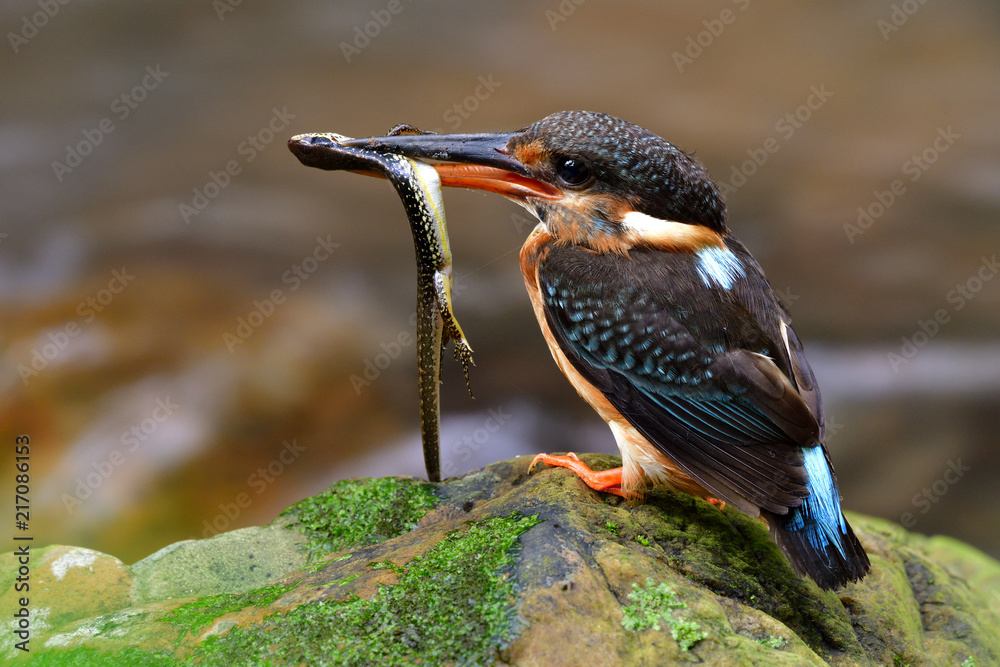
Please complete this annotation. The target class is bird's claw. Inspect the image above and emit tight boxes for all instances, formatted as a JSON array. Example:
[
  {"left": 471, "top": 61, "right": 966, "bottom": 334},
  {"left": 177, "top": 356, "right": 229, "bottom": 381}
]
[
  {"left": 528, "top": 451, "right": 580, "bottom": 474},
  {"left": 527, "top": 452, "right": 625, "bottom": 497},
  {"left": 705, "top": 497, "right": 726, "bottom": 511}
]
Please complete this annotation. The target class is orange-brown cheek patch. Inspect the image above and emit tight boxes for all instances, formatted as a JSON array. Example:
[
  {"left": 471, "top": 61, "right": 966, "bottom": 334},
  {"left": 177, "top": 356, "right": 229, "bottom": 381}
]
[
  {"left": 544, "top": 193, "right": 635, "bottom": 255},
  {"left": 512, "top": 140, "right": 547, "bottom": 167}
]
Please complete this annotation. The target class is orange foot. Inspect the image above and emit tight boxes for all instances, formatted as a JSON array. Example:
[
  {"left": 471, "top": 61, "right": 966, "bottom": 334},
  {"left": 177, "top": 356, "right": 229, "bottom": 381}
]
[
  {"left": 528, "top": 452, "right": 625, "bottom": 497},
  {"left": 705, "top": 497, "right": 726, "bottom": 511}
]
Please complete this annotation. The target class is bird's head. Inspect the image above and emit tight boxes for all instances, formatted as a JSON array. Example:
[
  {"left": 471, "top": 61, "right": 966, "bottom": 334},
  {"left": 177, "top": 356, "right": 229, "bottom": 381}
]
[{"left": 338, "top": 111, "right": 729, "bottom": 253}]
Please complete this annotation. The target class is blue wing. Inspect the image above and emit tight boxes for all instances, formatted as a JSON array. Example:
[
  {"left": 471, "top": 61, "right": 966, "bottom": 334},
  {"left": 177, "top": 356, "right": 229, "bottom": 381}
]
[
  {"left": 538, "top": 242, "right": 818, "bottom": 515},
  {"left": 538, "top": 241, "right": 870, "bottom": 588}
]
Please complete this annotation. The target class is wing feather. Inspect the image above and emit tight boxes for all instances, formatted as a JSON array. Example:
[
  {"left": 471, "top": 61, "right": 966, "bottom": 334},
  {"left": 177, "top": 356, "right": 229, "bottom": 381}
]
[{"left": 539, "top": 243, "right": 821, "bottom": 515}]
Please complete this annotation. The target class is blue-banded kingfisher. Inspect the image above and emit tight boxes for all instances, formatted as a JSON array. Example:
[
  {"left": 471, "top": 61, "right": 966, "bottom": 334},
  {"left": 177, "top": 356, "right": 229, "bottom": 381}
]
[{"left": 343, "top": 111, "right": 870, "bottom": 590}]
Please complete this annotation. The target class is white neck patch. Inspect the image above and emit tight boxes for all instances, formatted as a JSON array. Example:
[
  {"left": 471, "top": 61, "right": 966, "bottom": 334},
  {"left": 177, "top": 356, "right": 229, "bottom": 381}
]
[
  {"left": 620, "top": 211, "right": 729, "bottom": 261},
  {"left": 622, "top": 210, "right": 695, "bottom": 239},
  {"left": 620, "top": 211, "right": 742, "bottom": 289},
  {"left": 695, "top": 245, "right": 744, "bottom": 290}
]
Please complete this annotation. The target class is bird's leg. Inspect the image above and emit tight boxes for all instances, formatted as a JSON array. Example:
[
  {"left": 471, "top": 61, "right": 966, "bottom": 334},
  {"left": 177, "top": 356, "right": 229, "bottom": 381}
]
[
  {"left": 528, "top": 452, "right": 625, "bottom": 497},
  {"left": 704, "top": 497, "right": 726, "bottom": 511}
]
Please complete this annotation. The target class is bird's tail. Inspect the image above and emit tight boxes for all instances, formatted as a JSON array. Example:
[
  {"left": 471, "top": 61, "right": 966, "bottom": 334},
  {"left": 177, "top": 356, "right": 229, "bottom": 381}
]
[{"left": 764, "top": 446, "right": 871, "bottom": 590}]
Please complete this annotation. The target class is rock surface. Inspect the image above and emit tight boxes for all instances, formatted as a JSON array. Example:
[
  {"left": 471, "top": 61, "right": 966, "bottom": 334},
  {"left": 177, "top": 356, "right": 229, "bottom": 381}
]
[{"left": 2, "top": 455, "right": 998, "bottom": 666}]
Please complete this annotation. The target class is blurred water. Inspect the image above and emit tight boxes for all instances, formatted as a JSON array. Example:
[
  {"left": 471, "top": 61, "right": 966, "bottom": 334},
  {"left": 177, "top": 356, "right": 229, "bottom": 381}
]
[{"left": 1, "top": 1, "right": 998, "bottom": 563}]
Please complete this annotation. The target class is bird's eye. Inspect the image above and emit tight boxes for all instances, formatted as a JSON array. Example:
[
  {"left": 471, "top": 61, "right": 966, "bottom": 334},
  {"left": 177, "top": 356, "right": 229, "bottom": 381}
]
[{"left": 555, "top": 157, "right": 592, "bottom": 187}]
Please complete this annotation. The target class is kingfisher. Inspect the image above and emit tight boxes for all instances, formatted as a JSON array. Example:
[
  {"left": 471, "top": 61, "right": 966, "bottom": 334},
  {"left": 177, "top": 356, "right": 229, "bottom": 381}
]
[{"left": 341, "top": 110, "right": 870, "bottom": 590}]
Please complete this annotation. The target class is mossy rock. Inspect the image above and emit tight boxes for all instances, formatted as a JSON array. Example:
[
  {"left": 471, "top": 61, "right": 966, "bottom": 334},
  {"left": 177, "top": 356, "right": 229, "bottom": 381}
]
[{"left": 3, "top": 456, "right": 998, "bottom": 665}]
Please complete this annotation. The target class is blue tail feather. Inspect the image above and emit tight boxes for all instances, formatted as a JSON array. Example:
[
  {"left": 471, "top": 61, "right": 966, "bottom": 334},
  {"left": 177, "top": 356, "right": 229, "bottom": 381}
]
[
  {"left": 767, "top": 446, "right": 871, "bottom": 589},
  {"left": 786, "top": 446, "right": 849, "bottom": 558}
]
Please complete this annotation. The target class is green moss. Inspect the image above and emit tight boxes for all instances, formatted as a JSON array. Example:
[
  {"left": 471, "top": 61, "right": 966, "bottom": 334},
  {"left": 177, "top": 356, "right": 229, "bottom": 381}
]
[
  {"left": 26, "top": 646, "right": 177, "bottom": 666},
  {"left": 166, "top": 582, "right": 296, "bottom": 636},
  {"left": 621, "top": 578, "right": 707, "bottom": 652},
  {"left": 631, "top": 490, "right": 862, "bottom": 655},
  {"left": 191, "top": 513, "right": 540, "bottom": 666},
  {"left": 605, "top": 521, "right": 619, "bottom": 535},
  {"left": 961, "top": 658, "right": 975, "bottom": 667},
  {"left": 636, "top": 534, "right": 651, "bottom": 547},
  {"left": 758, "top": 635, "right": 787, "bottom": 649},
  {"left": 281, "top": 477, "right": 437, "bottom": 559},
  {"left": 670, "top": 618, "right": 708, "bottom": 653}
]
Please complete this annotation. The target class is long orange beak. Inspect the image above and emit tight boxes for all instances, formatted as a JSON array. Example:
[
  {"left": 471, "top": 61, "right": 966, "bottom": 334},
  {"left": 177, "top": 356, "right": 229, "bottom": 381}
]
[{"left": 431, "top": 163, "right": 559, "bottom": 201}]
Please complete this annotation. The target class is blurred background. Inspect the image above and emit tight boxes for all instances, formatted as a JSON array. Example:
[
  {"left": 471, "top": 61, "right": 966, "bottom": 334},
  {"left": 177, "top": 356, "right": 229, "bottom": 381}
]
[{"left": 2, "top": 1, "right": 998, "bottom": 565}]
